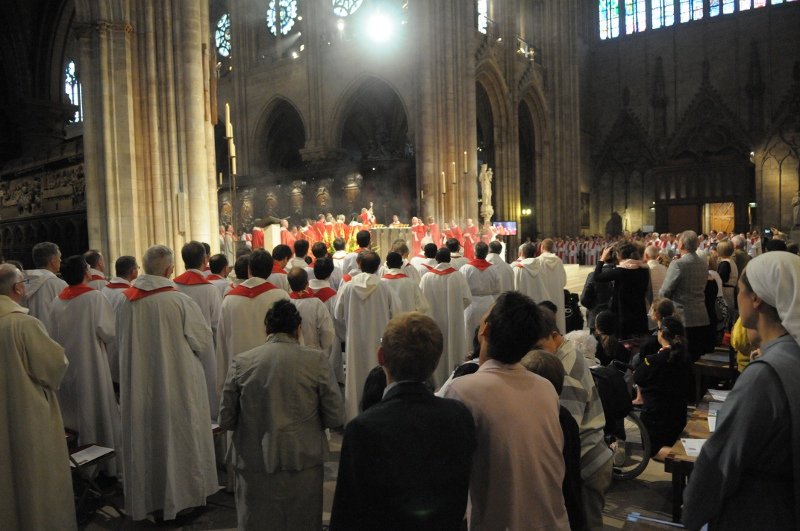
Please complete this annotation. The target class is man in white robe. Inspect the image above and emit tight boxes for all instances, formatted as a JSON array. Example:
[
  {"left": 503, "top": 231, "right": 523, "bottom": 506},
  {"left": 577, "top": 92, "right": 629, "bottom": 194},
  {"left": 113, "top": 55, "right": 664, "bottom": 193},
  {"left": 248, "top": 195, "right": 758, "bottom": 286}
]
[
  {"left": 378, "top": 240, "right": 422, "bottom": 285},
  {"left": 446, "top": 238, "right": 469, "bottom": 270},
  {"left": 536, "top": 239, "right": 568, "bottom": 334},
  {"left": 102, "top": 255, "right": 139, "bottom": 311},
  {"left": 0, "top": 264, "right": 76, "bottom": 531},
  {"left": 332, "top": 237, "right": 348, "bottom": 271},
  {"left": 173, "top": 241, "right": 222, "bottom": 338},
  {"left": 207, "top": 253, "right": 232, "bottom": 298},
  {"left": 380, "top": 251, "right": 430, "bottom": 314},
  {"left": 487, "top": 240, "right": 514, "bottom": 294},
  {"left": 289, "top": 239, "right": 311, "bottom": 270},
  {"left": 310, "top": 257, "right": 345, "bottom": 385},
  {"left": 310, "top": 242, "right": 342, "bottom": 290},
  {"left": 84, "top": 249, "right": 108, "bottom": 289},
  {"left": 513, "top": 242, "right": 548, "bottom": 304},
  {"left": 342, "top": 230, "right": 372, "bottom": 274},
  {"left": 334, "top": 250, "right": 399, "bottom": 421},
  {"left": 415, "top": 243, "right": 439, "bottom": 279},
  {"left": 268, "top": 244, "right": 292, "bottom": 292},
  {"left": 49, "top": 255, "right": 120, "bottom": 477},
  {"left": 22, "top": 241, "right": 66, "bottom": 332},
  {"left": 117, "top": 245, "right": 219, "bottom": 521},
  {"left": 216, "top": 249, "right": 290, "bottom": 397},
  {"left": 460, "top": 242, "right": 499, "bottom": 348},
  {"left": 420, "top": 248, "right": 473, "bottom": 389},
  {"left": 288, "top": 267, "right": 335, "bottom": 352}
]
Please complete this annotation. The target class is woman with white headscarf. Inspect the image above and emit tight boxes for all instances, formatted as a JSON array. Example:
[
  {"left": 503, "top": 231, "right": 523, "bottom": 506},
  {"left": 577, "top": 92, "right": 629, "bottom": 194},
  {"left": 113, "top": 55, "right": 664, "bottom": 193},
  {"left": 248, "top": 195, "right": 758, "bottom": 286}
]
[{"left": 683, "top": 251, "right": 800, "bottom": 530}]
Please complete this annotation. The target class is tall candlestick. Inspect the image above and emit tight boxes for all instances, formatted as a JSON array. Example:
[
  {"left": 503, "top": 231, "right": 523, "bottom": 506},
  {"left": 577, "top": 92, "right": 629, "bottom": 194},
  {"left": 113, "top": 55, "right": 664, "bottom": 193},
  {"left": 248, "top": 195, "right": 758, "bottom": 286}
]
[
  {"left": 231, "top": 157, "right": 237, "bottom": 176},
  {"left": 441, "top": 171, "right": 446, "bottom": 194},
  {"left": 463, "top": 151, "right": 468, "bottom": 173},
  {"left": 451, "top": 161, "right": 457, "bottom": 184},
  {"left": 225, "top": 103, "right": 231, "bottom": 132},
  {"left": 229, "top": 143, "right": 236, "bottom": 158}
]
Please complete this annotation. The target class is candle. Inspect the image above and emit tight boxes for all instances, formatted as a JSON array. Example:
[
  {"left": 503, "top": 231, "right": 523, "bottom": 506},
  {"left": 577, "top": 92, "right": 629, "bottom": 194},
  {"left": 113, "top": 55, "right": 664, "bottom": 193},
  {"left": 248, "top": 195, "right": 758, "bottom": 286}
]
[
  {"left": 231, "top": 157, "right": 237, "bottom": 176},
  {"left": 225, "top": 103, "right": 231, "bottom": 129},
  {"left": 229, "top": 143, "right": 236, "bottom": 158},
  {"left": 451, "top": 161, "right": 456, "bottom": 184},
  {"left": 218, "top": 172, "right": 222, "bottom": 186},
  {"left": 441, "top": 171, "right": 446, "bottom": 194},
  {"left": 463, "top": 151, "right": 468, "bottom": 172}
]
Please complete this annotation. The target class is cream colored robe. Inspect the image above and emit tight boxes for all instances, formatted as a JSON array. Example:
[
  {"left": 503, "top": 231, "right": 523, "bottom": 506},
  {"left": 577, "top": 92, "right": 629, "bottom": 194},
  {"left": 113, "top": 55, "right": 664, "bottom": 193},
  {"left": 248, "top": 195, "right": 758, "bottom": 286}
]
[{"left": 0, "top": 295, "right": 76, "bottom": 530}]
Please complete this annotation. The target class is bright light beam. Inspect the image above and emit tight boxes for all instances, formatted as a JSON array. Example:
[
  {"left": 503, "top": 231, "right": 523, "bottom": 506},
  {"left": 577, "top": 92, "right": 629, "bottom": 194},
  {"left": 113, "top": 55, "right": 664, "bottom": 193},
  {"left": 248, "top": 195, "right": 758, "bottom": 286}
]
[{"left": 366, "top": 12, "right": 394, "bottom": 43}]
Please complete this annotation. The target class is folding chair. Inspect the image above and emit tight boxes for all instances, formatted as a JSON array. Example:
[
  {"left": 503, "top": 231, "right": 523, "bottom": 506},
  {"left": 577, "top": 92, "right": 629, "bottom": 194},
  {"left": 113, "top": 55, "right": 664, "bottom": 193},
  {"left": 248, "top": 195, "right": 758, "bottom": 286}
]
[{"left": 69, "top": 444, "right": 125, "bottom": 524}]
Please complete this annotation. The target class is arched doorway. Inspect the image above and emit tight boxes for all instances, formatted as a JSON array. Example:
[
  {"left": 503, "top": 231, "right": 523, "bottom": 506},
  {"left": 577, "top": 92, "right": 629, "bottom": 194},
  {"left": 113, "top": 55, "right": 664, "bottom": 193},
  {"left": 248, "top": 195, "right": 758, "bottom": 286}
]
[
  {"left": 337, "top": 77, "right": 415, "bottom": 223},
  {"left": 518, "top": 101, "right": 536, "bottom": 238}
]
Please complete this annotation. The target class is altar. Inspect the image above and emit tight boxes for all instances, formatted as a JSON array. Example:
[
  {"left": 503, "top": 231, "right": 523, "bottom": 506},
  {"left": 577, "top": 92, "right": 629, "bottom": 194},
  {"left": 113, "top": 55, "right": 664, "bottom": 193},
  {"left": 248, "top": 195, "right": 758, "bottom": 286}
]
[{"left": 369, "top": 227, "right": 412, "bottom": 256}]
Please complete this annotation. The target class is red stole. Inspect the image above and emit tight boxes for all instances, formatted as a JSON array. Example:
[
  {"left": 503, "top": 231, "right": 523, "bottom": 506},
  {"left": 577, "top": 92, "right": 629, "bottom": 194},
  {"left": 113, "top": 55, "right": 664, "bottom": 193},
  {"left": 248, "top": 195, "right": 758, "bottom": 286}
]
[
  {"left": 313, "top": 287, "right": 337, "bottom": 303},
  {"left": 173, "top": 270, "right": 211, "bottom": 285},
  {"left": 206, "top": 274, "right": 223, "bottom": 281},
  {"left": 289, "top": 288, "right": 315, "bottom": 299},
  {"left": 123, "top": 286, "right": 177, "bottom": 301},
  {"left": 90, "top": 274, "right": 106, "bottom": 282},
  {"left": 226, "top": 282, "right": 279, "bottom": 298},
  {"left": 382, "top": 273, "right": 408, "bottom": 279},
  {"left": 271, "top": 264, "right": 287, "bottom": 275},
  {"left": 105, "top": 282, "right": 130, "bottom": 289},
  {"left": 421, "top": 263, "right": 435, "bottom": 272},
  {"left": 426, "top": 267, "right": 457, "bottom": 276},
  {"left": 468, "top": 259, "right": 492, "bottom": 271},
  {"left": 58, "top": 285, "right": 94, "bottom": 300},
  {"left": 342, "top": 274, "right": 353, "bottom": 283}
]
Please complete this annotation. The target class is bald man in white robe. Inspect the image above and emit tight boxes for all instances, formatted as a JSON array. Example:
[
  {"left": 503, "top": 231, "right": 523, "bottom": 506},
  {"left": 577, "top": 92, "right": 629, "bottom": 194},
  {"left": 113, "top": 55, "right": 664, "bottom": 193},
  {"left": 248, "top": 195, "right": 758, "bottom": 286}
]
[
  {"left": 334, "top": 251, "right": 399, "bottom": 422},
  {"left": 420, "top": 249, "right": 473, "bottom": 389},
  {"left": 117, "top": 245, "right": 219, "bottom": 521}
]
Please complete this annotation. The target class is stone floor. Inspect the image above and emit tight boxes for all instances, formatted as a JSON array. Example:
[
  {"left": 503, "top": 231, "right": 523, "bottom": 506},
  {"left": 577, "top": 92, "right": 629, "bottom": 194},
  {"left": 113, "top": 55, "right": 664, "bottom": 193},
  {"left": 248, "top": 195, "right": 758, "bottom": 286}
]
[{"left": 83, "top": 428, "right": 676, "bottom": 530}]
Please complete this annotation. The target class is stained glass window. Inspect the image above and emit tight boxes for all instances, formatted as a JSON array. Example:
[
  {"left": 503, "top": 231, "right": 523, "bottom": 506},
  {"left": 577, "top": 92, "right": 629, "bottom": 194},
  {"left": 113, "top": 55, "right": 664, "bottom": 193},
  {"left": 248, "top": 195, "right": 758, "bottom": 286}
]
[
  {"left": 679, "top": 0, "right": 703, "bottom": 22},
  {"left": 722, "top": 0, "right": 735, "bottom": 12},
  {"left": 652, "top": 0, "right": 675, "bottom": 28},
  {"left": 599, "top": 0, "right": 620, "bottom": 39},
  {"left": 332, "top": 0, "right": 363, "bottom": 17},
  {"left": 625, "top": 0, "right": 647, "bottom": 33},
  {"left": 64, "top": 60, "right": 82, "bottom": 123},
  {"left": 266, "top": 0, "right": 298, "bottom": 36},
  {"left": 477, "top": 0, "right": 488, "bottom": 34},
  {"left": 215, "top": 14, "right": 231, "bottom": 57}
]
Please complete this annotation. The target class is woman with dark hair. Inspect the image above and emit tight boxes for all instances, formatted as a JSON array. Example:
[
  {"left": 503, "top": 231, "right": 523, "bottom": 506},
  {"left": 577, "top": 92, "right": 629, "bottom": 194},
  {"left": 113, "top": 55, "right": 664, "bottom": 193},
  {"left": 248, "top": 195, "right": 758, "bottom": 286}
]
[
  {"left": 633, "top": 315, "right": 692, "bottom": 460},
  {"left": 593, "top": 241, "right": 651, "bottom": 338},
  {"left": 593, "top": 310, "right": 630, "bottom": 366}
]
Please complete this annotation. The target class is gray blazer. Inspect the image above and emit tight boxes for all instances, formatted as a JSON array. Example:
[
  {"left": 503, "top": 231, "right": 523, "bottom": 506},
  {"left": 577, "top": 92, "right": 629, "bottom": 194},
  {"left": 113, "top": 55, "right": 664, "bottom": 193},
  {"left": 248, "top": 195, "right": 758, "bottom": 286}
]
[
  {"left": 658, "top": 252, "right": 710, "bottom": 327},
  {"left": 219, "top": 333, "right": 344, "bottom": 473}
]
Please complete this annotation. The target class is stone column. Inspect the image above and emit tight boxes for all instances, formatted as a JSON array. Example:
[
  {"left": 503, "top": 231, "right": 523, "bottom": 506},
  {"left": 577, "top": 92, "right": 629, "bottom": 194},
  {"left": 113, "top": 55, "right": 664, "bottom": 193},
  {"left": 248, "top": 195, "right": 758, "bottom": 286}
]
[
  {"left": 412, "top": 0, "right": 479, "bottom": 225},
  {"left": 75, "top": 0, "right": 218, "bottom": 264}
]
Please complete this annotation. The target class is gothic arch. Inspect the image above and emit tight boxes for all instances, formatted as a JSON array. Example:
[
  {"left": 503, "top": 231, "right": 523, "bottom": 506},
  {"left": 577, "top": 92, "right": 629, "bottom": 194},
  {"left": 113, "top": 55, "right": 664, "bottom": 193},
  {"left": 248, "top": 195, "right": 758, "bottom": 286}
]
[
  {"left": 519, "top": 86, "right": 550, "bottom": 236},
  {"left": 475, "top": 60, "right": 511, "bottom": 155},
  {"left": 328, "top": 75, "right": 411, "bottom": 159},
  {"left": 251, "top": 96, "right": 307, "bottom": 173}
]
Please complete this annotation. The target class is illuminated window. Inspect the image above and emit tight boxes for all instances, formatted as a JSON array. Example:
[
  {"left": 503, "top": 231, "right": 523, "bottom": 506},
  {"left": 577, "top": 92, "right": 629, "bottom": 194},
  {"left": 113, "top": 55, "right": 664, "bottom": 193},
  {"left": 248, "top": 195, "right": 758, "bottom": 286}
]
[
  {"left": 679, "top": 0, "right": 703, "bottom": 22},
  {"left": 266, "top": 0, "right": 298, "bottom": 36},
  {"left": 599, "top": 0, "right": 620, "bottom": 39},
  {"left": 625, "top": 0, "right": 647, "bottom": 33},
  {"left": 215, "top": 13, "right": 231, "bottom": 57},
  {"left": 710, "top": 0, "right": 720, "bottom": 15},
  {"left": 652, "top": 0, "right": 675, "bottom": 28},
  {"left": 64, "top": 60, "right": 83, "bottom": 123},
  {"left": 332, "top": 0, "right": 363, "bottom": 17},
  {"left": 477, "top": 0, "right": 488, "bottom": 34}
]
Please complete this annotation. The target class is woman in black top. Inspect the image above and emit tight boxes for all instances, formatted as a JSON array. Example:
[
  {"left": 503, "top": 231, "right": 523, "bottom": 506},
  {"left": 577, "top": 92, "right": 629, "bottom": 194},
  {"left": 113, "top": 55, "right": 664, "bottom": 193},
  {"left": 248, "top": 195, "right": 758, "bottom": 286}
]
[
  {"left": 634, "top": 316, "right": 692, "bottom": 460},
  {"left": 594, "top": 242, "right": 651, "bottom": 338}
]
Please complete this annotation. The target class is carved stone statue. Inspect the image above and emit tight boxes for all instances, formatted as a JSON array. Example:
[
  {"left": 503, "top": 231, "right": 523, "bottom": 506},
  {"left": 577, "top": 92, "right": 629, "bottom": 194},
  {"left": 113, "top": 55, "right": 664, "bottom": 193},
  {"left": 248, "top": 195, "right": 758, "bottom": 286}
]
[
  {"left": 479, "top": 164, "right": 494, "bottom": 228},
  {"left": 792, "top": 190, "right": 800, "bottom": 227}
]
